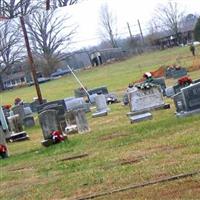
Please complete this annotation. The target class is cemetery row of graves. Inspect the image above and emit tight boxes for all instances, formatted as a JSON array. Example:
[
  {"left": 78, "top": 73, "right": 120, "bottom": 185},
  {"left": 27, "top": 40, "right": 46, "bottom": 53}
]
[
  {"left": 1, "top": 63, "right": 200, "bottom": 158},
  {"left": 0, "top": 48, "right": 200, "bottom": 199}
]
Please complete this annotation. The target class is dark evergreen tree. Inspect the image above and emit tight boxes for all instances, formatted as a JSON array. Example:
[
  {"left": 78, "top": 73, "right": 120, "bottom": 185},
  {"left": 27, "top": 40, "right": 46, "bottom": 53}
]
[{"left": 194, "top": 17, "right": 200, "bottom": 41}]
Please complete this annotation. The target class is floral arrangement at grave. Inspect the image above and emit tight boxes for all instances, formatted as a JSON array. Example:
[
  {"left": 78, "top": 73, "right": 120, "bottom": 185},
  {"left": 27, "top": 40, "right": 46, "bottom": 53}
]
[
  {"left": 143, "top": 72, "right": 153, "bottom": 82},
  {"left": 51, "top": 130, "right": 65, "bottom": 144},
  {"left": 178, "top": 77, "right": 192, "bottom": 87},
  {"left": 0, "top": 144, "right": 8, "bottom": 159},
  {"left": 133, "top": 67, "right": 165, "bottom": 84},
  {"left": 134, "top": 72, "right": 157, "bottom": 90},
  {"left": 135, "top": 82, "right": 156, "bottom": 90},
  {"left": 14, "top": 97, "right": 23, "bottom": 106},
  {"left": 3, "top": 104, "right": 12, "bottom": 110}
]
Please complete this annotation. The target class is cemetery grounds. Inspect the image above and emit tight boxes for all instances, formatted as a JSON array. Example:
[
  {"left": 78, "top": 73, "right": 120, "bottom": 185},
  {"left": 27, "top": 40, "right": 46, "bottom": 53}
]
[{"left": 0, "top": 46, "right": 200, "bottom": 200}]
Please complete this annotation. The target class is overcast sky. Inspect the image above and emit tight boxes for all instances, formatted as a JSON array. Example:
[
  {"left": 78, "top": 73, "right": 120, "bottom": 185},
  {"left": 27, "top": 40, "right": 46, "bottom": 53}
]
[{"left": 58, "top": 0, "right": 200, "bottom": 50}]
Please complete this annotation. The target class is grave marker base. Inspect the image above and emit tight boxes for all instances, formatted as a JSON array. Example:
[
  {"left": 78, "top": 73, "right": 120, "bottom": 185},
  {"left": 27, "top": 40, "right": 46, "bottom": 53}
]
[
  {"left": 92, "top": 110, "right": 108, "bottom": 118},
  {"left": 127, "top": 104, "right": 168, "bottom": 116},
  {"left": 129, "top": 112, "right": 153, "bottom": 123},
  {"left": 41, "top": 134, "right": 68, "bottom": 147},
  {"left": 176, "top": 108, "right": 200, "bottom": 118},
  {"left": 6, "top": 131, "right": 29, "bottom": 142}
]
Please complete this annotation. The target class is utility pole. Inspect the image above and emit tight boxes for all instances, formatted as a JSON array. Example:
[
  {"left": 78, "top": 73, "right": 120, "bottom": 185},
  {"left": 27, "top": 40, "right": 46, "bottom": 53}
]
[
  {"left": 20, "top": 16, "right": 43, "bottom": 104},
  {"left": 127, "top": 22, "right": 133, "bottom": 41},
  {"left": 137, "top": 19, "right": 145, "bottom": 47},
  {"left": 46, "top": 0, "right": 50, "bottom": 11}
]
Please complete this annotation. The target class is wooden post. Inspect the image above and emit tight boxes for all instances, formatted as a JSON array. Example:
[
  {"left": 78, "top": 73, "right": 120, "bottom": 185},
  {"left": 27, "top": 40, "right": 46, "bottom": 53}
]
[
  {"left": 46, "top": 0, "right": 50, "bottom": 11},
  {"left": 20, "top": 16, "right": 43, "bottom": 104}
]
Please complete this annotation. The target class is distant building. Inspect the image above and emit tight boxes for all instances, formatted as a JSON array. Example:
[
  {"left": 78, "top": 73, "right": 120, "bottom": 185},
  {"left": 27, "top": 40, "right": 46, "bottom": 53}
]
[
  {"left": 97, "top": 48, "right": 128, "bottom": 63},
  {"left": 0, "top": 64, "right": 32, "bottom": 90},
  {"left": 153, "top": 14, "right": 198, "bottom": 49}
]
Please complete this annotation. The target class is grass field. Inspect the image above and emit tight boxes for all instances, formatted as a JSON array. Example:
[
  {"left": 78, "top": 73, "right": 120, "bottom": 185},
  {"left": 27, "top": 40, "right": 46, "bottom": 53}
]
[{"left": 1, "top": 46, "right": 200, "bottom": 200}]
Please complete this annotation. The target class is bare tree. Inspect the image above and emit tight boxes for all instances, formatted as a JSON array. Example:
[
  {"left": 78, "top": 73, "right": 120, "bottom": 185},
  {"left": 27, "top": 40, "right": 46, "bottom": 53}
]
[
  {"left": 25, "top": 10, "right": 77, "bottom": 75},
  {"left": 0, "top": 0, "right": 42, "bottom": 19},
  {"left": 99, "top": 4, "right": 118, "bottom": 48},
  {"left": 153, "top": 2, "right": 185, "bottom": 37},
  {"left": 51, "top": 0, "right": 79, "bottom": 8},
  {"left": 0, "top": 20, "right": 23, "bottom": 89},
  {"left": 0, "top": 21, "right": 23, "bottom": 71}
]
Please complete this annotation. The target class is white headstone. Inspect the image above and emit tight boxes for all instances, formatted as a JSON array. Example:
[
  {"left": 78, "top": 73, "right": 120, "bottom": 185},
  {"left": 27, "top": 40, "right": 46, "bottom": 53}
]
[
  {"left": 128, "top": 86, "right": 165, "bottom": 114},
  {"left": 95, "top": 94, "right": 108, "bottom": 112},
  {"left": 74, "top": 109, "right": 90, "bottom": 133},
  {"left": 0, "top": 107, "right": 9, "bottom": 131},
  {"left": 7, "top": 115, "right": 24, "bottom": 134},
  {"left": 64, "top": 97, "right": 89, "bottom": 112}
]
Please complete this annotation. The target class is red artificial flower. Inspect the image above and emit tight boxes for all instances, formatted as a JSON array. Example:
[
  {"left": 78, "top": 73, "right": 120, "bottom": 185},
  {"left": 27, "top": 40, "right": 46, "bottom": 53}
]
[
  {"left": 3, "top": 104, "right": 12, "bottom": 109},
  {"left": 178, "top": 77, "right": 192, "bottom": 86},
  {"left": 0, "top": 144, "right": 7, "bottom": 153},
  {"left": 51, "top": 130, "right": 64, "bottom": 143}
]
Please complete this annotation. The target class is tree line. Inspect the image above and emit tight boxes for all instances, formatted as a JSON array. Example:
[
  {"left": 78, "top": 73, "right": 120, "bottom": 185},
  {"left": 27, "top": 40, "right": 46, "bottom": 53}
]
[{"left": 0, "top": 1, "right": 200, "bottom": 78}]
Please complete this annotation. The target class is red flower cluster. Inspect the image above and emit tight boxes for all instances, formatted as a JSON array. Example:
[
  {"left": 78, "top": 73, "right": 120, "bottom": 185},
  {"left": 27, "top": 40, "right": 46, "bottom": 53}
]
[
  {"left": 0, "top": 144, "right": 7, "bottom": 153},
  {"left": 3, "top": 104, "right": 12, "bottom": 110},
  {"left": 178, "top": 76, "right": 192, "bottom": 86},
  {"left": 51, "top": 130, "right": 64, "bottom": 143}
]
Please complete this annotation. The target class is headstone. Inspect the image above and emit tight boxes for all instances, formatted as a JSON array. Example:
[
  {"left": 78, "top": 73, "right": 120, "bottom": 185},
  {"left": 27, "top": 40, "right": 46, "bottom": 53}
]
[
  {"left": 37, "top": 100, "right": 65, "bottom": 113},
  {"left": 88, "top": 94, "right": 97, "bottom": 104},
  {"left": 174, "top": 83, "right": 200, "bottom": 117},
  {"left": 172, "top": 68, "right": 187, "bottom": 79},
  {"left": 64, "top": 97, "right": 90, "bottom": 113},
  {"left": 151, "top": 77, "right": 166, "bottom": 96},
  {"left": 7, "top": 115, "right": 29, "bottom": 142},
  {"left": 95, "top": 94, "right": 108, "bottom": 112},
  {"left": 173, "top": 92, "right": 185, "bottom": 113},
  {"left": 182, "top": 83, "right": 200, "bottom": 111},
  {"left": 74, "top": 88, "right": 87, "bottom": 98},
  {"left": 128, "top": 86, "right": 165, "bottom": 115},
  {"left": 165, "top": 67, "right": 187, "bottom": 79},
  {"left": 30, "top": 99, "right": 47, "bottom": 112},
  {"left": 38, "top": 100, "right": 67, "bottom": 132},
  {"left": 88, "top": 86, "right": 109, "bottom": 95},
  {"left": 165, "top": 68, "right": 174, "bottom": 79},
  {"left": 8, "top": 115, "right": 24, "bottom": 133},
  {"left": 0, "top": 107, "right": 9, "bottom": 132},
  {"left": 23, "top": 116, "right": 35, "bottom": 128},
  {"left": 23, "top": 103, "right": 31, "bottom": 109},
  {"left": 39, "top": 110, "right": 61, "bottom": 140},
  {"left": 165, "top": 86, "right": 175, "bottom": 97},
  {"left": 65, "top": 111, "right": 77, "bottom": 127},
  {"left": 12, "top": 105, "right": 25, "bottom": 124},
  {"left": 0, "top": 107, "right": 9, "bottom": 157},
  {"left": 73, "top": 109, "right": 90, "bottom": 133},
  {"left": 39, "top": 110, "right": 67, "bottom": 146},
  {"left": 92, "top": 94, "right": 108, "bottom": 117},
  {"left": 24, "top": 107, "right": 33, "bottom": 116},
  {"left": 173, "top": 84, "right": 182, "bottom": 94},
  {"left": 0, "top": 128, "right": 8, "bottom": 159}
]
